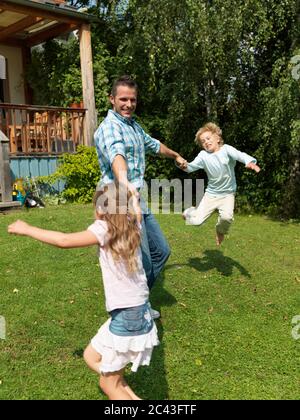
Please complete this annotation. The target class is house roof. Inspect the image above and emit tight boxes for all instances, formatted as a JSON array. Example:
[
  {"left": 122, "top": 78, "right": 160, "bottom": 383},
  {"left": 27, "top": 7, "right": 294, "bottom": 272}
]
[{"left": 0, "top": 0, "right": 98, "bottom": 47}]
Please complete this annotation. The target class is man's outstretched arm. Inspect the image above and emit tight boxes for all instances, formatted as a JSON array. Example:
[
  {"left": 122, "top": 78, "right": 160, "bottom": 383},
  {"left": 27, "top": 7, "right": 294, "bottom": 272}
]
[{"left": 159, "top": 143, "right": 187, "bottom": 169}]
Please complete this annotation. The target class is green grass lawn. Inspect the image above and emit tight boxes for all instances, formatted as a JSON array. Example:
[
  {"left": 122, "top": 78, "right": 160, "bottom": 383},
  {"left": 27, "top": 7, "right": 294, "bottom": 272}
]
[{"left": 0, "top": 204, "right": 299, "bottom": 400}]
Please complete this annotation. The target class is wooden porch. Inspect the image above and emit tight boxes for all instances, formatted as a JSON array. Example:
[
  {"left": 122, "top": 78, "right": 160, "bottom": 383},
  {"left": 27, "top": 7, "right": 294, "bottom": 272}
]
[
  {"left": 0, "top": 0, "right": 98, "bottom": 153},
  {"left": 0, "top": 103, "right": 86, "bottom": 155},
  {"left": 0, "top": 1, "right": 98, "bottom": 208}
]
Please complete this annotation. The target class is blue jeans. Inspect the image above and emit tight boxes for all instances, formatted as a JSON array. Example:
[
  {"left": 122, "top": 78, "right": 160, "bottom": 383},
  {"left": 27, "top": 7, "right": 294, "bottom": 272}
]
[{"left": 141, "top": 203, "right": 171, "bottom": 290}]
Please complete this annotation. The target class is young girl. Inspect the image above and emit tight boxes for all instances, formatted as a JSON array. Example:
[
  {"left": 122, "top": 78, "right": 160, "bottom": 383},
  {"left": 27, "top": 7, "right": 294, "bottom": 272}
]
[
  {"left": 8, "top": 183, "right": 159, "bottom": 400},
  {"left": 181, "top": 122, "right": 260, "bottom": 245}
]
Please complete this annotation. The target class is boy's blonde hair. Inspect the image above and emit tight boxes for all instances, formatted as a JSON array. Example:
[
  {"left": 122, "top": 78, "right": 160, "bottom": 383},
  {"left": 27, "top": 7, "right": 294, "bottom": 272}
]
[
  {"left": 93, "top": 183, "right": 141, "bottom": 273},
  {"left": 195, "top": 122, "right": 224, "bottom": 147}
]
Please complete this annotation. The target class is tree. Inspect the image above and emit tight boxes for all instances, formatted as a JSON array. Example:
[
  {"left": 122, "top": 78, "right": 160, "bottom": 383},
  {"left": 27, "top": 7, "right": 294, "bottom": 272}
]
[
  {"left": 114, "top": 0, "right": 300, "bottom": 216},
  {"left": 27, "top": 0, "right": 300, "bottom": 215}
]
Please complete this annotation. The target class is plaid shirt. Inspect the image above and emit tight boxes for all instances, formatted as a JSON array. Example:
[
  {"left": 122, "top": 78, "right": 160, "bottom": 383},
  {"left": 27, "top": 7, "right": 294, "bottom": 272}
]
[{"left": 94, "top": 110, "right": 161, "bottom": 188}]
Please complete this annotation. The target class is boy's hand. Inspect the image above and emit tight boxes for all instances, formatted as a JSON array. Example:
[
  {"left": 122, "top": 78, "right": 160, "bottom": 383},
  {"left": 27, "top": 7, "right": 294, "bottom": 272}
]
[
  {"left": 8, "top": 220, "right": 30, "bottom": 236},
  {"left": 246, "top": 162, "right": 261, "bottom": 173}
]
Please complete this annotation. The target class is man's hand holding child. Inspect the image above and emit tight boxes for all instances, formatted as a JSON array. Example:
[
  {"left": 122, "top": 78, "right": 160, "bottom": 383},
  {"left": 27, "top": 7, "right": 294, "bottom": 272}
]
[{"left": 175, "top": 155, "right": 188, "bottom": 170}]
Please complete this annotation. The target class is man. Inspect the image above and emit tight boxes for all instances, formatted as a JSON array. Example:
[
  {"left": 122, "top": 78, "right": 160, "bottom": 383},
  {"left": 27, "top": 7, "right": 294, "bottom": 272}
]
[{"left": 94, "top": 75, "right": 186, "bottom": 318}]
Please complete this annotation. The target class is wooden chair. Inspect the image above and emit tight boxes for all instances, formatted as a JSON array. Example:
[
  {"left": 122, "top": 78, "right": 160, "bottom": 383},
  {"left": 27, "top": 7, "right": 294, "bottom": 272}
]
[
  {"left": 9, "top": 124, "right": 24, "bottom": 153},
  {"left": 31, "top": 112, "right": 48, "bottom": 152}
]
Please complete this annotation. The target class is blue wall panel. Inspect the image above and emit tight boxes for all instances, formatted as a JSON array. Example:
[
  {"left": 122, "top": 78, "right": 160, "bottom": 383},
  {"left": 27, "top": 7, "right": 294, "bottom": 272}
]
[{"left": 10, "top": 157, "right": 64, "bottom": 192}]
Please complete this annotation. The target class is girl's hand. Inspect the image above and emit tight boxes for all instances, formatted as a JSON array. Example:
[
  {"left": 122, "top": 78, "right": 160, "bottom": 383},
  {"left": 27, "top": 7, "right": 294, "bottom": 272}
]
[
  {"left": 8, "top": 220, "right": 30, "bottom": 236},
  {"left": 246, "top": 162, "right": 261, "bottom": 173}
]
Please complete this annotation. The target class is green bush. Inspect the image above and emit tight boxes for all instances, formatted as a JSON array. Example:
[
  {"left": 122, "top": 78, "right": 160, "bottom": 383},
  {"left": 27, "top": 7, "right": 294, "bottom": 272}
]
[{"left": 41, "top": 146, "right": 101, "bottom": 203}]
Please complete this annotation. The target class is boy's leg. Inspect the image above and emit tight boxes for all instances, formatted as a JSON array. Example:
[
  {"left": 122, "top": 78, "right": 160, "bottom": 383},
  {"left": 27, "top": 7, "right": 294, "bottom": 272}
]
[
  {"left": 141, "top": 210, "right": 171, "bottom": 290},
  {"left": 184, "top": 193, "right": 217, "bottom": 225},
  {"left": 216, "top": 194, "right": 235, "bottom": 244}
]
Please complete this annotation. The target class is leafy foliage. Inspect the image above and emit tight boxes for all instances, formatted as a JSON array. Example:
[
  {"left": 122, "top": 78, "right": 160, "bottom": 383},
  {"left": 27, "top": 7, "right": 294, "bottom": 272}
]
[
  {"left": 112, "top": 0, "right": 300, "bottom": 217},
  {"left": 26, "top": 37, "right": 110, "bottom": 116},
  {"left": 25, "top": 0, "right": 300, "bottom": 216},
  {"left": 41, "top": 146, "right": 101, "bottom": 203},
  {"left": 252, "top": 56, "right": 300, "bottom": 217},
  {"left": 27, "top": 38, "right": 81, "bottom": 106}
]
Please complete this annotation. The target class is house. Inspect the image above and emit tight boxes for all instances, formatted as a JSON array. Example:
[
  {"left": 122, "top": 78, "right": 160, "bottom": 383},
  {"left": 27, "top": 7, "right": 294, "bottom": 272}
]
[{"left": 0, "top": 0, "right": 98, "bottom": 207}]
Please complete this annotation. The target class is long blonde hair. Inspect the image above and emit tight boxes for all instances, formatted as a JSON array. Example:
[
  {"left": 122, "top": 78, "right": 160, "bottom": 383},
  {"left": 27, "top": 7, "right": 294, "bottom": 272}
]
[{"left": 93, "top": 183, "right": 141, "bottom": 273}]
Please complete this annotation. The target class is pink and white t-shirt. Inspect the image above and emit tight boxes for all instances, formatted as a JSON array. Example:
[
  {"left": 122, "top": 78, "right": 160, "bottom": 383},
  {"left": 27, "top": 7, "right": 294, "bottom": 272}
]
[{"left": 88, "top": 220, "right": 149, "bottom": 312}]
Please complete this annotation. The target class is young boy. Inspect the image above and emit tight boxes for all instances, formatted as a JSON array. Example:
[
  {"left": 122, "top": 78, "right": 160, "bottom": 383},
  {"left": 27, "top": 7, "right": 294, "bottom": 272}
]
[{"left": 180, "top": 122, "right": 260, "bottom": 245}]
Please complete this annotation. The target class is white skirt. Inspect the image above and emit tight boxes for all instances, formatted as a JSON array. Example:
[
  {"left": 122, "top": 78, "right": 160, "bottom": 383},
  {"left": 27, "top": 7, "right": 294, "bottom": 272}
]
[{"left": 91, "top": 318, "right": 160, "bottom": 373}]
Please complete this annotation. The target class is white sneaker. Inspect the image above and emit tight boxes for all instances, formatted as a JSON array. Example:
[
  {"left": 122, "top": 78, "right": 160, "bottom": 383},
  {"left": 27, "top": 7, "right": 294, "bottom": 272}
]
[
  {"left": 150, "top": 308, "right": 160, "bottom": 319},
  {"left": 183, "top": 207, "right": 196, "bottom": 220}
]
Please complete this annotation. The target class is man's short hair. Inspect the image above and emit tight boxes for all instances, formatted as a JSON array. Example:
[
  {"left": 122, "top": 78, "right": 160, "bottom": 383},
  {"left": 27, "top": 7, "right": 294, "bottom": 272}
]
[{"left": 111, "top": 75, "right": 138, "bottom": 97}]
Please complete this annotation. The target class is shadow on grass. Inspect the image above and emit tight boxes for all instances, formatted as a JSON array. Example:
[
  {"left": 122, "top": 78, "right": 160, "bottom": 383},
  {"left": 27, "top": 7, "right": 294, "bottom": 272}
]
[
  {"left": 129, "top": 270, "right": 177, "bottom": 400},
  {"left": 167, "top": 249, "right": 251, "bottom": 278}
]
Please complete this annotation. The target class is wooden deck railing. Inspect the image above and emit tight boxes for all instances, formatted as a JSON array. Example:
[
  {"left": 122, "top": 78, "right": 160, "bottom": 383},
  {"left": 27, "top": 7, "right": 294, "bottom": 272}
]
[{"left": 0, "top": 103, "right": 86, "bottom": 155}]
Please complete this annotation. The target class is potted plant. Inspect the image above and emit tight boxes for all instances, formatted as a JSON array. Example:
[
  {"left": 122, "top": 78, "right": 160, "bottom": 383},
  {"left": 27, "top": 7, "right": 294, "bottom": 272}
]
[{"left": 70, "top": 101, "right": 82, "bottom": 109}]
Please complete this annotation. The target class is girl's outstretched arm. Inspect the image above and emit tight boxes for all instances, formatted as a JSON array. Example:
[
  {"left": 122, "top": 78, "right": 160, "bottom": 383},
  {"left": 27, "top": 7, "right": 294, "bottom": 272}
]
[{"left": 8, "top": 220, "right": 99, "bottom": 248}]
